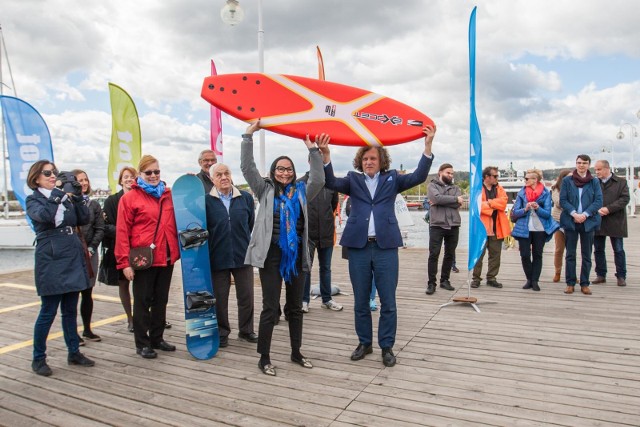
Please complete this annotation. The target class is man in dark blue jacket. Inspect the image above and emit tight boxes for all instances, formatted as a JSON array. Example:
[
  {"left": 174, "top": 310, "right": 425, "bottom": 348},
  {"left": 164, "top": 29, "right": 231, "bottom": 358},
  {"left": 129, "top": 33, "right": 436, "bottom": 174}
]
[
  {"left": 318, "top": 125, "right": 435, "bottom": 367},
  {"left": 559, "top": 154, "right": 603, "bottom": 295},
  {"left": 205, "top": 163, "right": 257, "bottom": 347}
]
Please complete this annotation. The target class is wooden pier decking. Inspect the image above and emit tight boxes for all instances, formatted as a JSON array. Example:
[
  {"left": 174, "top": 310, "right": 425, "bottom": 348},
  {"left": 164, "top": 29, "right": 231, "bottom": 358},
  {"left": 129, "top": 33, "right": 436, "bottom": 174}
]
[{"left": 1, "top": 219, "right": 639, "bottom": 426}]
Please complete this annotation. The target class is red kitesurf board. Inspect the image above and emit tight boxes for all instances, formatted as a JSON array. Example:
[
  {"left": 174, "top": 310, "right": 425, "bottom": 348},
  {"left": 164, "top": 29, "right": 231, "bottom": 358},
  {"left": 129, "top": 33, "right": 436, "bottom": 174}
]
[{"left": 201, "top": 73, "right": 435, "bottom": 147}]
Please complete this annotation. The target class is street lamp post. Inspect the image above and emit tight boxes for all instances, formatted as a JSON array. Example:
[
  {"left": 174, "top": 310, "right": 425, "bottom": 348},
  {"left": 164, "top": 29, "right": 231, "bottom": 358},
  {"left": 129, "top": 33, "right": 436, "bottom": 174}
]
[
  {"left": 616, "top": 121, "right": 638, "bottom": 217},
  {"left": 221, "top": 0, "right": 266, "bottom": 175}
]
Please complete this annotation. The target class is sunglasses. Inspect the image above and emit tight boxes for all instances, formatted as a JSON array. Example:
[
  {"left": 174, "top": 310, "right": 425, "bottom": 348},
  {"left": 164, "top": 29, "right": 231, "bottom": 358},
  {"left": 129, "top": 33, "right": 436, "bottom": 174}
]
[
  {"left": 275, "top": 166, "right": 294, "bottom": 173},
  {"left": 41, "top": 169, "right": 59, "bottom": 177},
  {"left": 491, "top": 174, "right": 499, "bottom": 178},
  {"left": 142, "top": 170, "right": 161, "bottom": 176}
]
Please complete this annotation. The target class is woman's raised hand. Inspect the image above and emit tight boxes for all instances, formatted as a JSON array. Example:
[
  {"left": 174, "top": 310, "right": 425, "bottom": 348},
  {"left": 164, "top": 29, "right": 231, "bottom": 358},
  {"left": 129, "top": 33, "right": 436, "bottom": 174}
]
[{"left": 245, "top": 120, "right": 261, "bottom": 135}]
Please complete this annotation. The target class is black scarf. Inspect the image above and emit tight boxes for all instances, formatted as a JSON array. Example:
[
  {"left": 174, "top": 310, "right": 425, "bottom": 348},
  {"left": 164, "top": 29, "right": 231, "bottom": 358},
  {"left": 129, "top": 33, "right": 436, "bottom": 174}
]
[{"left": 572, "top": 169, "right": 593, "bottom": 188}]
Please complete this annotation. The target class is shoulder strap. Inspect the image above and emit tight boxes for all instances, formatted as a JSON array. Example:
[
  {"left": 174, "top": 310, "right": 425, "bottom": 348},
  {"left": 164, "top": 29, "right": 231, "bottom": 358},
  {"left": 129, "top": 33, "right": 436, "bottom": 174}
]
[{"left": 151, "top": 198, "right": 163, "bottom": 247}]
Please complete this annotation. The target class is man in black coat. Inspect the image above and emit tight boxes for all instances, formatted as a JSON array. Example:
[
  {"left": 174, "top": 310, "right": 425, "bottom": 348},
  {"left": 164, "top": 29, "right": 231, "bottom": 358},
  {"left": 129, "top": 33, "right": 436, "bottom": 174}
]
[
  {"left": 593, "top": 160, "right": 630, "bottom": 286},
  {"left": 298, "top": 171, "right": 342, "bottom": 312},
  {"left": 196, "top": 149, "right": 217, "bottom": 193}
]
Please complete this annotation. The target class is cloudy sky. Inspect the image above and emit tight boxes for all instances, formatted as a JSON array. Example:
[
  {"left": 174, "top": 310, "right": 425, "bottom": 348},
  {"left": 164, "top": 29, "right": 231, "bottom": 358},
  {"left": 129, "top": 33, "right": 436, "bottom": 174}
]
[{"left": 1, "top": 0, "right": 639, "bottom": 190}]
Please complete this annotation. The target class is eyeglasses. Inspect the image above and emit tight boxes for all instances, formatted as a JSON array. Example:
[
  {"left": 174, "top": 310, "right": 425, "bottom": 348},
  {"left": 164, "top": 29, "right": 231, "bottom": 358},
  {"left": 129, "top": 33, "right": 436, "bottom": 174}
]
[
  {"left": 142, "top": 170, "right": 161, "bottom": 176},
  {"left": 41, "top": 169, "right": 59, "bottom": 177},
  {"left": 275, "top": 166, "right": 294, "bottom": 173},
  {"left": 491, "top": 174, "right": 499, "bottom": 178}
]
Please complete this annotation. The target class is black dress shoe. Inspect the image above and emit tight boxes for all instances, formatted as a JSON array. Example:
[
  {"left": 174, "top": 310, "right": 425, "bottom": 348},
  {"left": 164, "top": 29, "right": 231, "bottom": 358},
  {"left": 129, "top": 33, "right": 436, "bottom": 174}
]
[
  {"left": 68, "top": 352, "right": 95, "bottom": 367},
  {"left": 531, "top": 281, "right": 540, "bottom": 292},
  {"left": 136, "top": 347, "right": 158, "bottom": 359},
  {"left": 238, "top": 331, "right": 258, "bottom": 343},
  {"left": 291, "top": 354, "right": 313, "bottom": 368},
  {"left": 426, "top": 282, "right": 436, "bottom": 295},
  {"left": 152, "top": 341, "right": 176, "bottom": 352},
  {"left": 440, "top": 280, "right": 455, "bottom": 291},
  {"left": 523, "top": 280, "right": 532, "bottom": 289},
  {"left": 219, "top": 336, "right": 229, "bottom": 348},
  {"left": 32, "top": 358, "right": 52, "bottom": 376},
  {"left": 350, "top": 343, "right": 373, "bottom": 361},
  {"left": 382, "top": 347, "right": 396, "bottom": 367}
]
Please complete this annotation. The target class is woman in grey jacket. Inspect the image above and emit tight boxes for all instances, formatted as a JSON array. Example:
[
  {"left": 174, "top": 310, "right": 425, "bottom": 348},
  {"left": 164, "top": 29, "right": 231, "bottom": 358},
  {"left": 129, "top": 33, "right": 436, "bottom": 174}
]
[{"left": 241, "top": 121, "right": 325, "bottom": 376}]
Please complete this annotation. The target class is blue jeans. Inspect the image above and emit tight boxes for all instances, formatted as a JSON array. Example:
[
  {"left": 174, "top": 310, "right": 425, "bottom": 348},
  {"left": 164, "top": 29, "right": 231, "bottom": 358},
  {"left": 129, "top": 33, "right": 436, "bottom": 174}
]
[
  {"left": 303, "top": 243, "right": 334, "bottom": 304},
  {"left": 564, "top": 223, "right": 594, "bottom": 286},
  {"left": 33, "top": 292, "right": 81, "bottom": 361},
  {"left": 348, "top": 241, "right": 398, "bottom": 349},
  {"left": 594, "top": 236, "right": 626, "bottom": 279}
]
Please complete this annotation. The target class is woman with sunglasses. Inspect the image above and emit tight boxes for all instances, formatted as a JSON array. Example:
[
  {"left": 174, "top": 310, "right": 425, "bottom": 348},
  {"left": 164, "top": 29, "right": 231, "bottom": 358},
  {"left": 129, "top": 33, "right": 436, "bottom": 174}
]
[
  {"left": 71, "top": 169, "right": 105, "bottom": 345},
  {"left": 241, "top": 121, "right": 325, "bottom": 376},
  {"left": 26, "top": 160, "right": 96, "bottom": 376},
  {"left": 99, "top": 166, "right": 137, "bottom": 332},
  {"left": 115, "top": 155, "right": 180, "bottom": 359},
  {"left": 510, "top": 169, "right": 559, "bottom": 291}
]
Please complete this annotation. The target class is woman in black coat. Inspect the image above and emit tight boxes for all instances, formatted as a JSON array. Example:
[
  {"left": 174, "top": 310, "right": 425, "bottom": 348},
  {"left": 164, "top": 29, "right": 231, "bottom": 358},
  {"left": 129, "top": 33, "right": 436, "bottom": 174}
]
[
  {"left": 100, "top": 166, "right": 137, "bottom": 332},
  {"left": 26, "top": 160, "right": 95, "bottom": 376},
  {"left": 72, "top": 169, "right": 104, "bottom": 343}
]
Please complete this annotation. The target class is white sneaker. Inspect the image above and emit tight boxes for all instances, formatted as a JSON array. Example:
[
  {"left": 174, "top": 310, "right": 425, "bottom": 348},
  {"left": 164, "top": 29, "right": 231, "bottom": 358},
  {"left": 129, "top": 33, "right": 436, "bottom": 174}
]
[
  {"left": 322, "top": 299, "right": 343, "bottom": 311},
  {"left": 302, "top": 302, "right": 309, "bottom": 313}
]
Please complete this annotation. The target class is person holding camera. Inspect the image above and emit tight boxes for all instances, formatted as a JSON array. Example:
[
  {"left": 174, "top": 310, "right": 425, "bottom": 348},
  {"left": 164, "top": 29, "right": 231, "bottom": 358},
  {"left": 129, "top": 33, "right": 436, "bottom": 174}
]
[
  {"left": 115, "top": 155, "right": 180, "bottom": 359},
  {"left": 26, "top": 160, "right": 96, "bottom": 376},
  {"left": 71, "top": 169, "right": 105, "bottom": 344}
]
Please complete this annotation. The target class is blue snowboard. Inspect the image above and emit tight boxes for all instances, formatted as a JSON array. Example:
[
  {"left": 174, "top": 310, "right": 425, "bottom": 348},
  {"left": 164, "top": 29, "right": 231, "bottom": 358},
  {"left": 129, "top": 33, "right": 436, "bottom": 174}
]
[{"left": 172, "top": 174, "right": 219, "bottom": 360}]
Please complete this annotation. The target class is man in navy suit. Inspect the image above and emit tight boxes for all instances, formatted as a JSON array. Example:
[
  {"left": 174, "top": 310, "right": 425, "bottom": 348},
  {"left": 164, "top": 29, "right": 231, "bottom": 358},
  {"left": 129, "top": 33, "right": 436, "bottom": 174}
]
[
  {"left": 559, "top": 154, "right": 603, "bottom": 295},
  {"left": 318, "top": 126, "right": 435, "bottom": 367}
]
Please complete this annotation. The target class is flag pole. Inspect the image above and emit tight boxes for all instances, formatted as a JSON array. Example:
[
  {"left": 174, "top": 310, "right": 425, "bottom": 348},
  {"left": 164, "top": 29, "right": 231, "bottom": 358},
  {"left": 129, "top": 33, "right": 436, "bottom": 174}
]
[{"left": 441, "top": 6, "right": 484, "bottom": 313}]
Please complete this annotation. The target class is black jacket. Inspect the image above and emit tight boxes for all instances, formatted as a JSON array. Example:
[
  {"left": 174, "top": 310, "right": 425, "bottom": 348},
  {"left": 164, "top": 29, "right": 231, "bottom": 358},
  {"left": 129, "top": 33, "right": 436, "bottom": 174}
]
[
  {"left": 299, "top": 172, "right": 338, "bottom": 248},
  {"left": 26, "top": 188, "right": 90, "bottom": 296},
  {"left": 78, "top": 198, "right": 105, "bottom": 251},
  {"left": 196, "top": 170, "right": 214, "bottom": 194},
  {"left": 596, "top": 174, "right": 629, "bottom": 238},
  {"left": 205, "top": 187, "right": 255, "bottom": 270}
]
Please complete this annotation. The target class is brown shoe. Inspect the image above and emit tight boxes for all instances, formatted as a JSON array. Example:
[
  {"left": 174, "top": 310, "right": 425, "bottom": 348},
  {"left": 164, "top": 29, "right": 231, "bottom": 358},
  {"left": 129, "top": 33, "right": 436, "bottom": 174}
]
[
  {"left": 581, "top": 286, "right": 592, "bottom": 295},
  {"left": 617, "top": 277, "right": 627, "bottom": 287},
  {"left": 592, "top": 276, "right": 606, "bottom": 284},
  {"left": 564, "top": 286, "right": 574, "bottom": 294},
  {"left": 553, "top": 273, "right": 561, "bottom": 283}
]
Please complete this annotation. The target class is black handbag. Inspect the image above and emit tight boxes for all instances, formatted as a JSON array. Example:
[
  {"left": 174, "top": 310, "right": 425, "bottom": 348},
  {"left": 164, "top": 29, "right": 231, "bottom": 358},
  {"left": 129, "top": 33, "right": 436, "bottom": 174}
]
[{"left": 128, "top": 200, "right": 163, "bottom": 270}]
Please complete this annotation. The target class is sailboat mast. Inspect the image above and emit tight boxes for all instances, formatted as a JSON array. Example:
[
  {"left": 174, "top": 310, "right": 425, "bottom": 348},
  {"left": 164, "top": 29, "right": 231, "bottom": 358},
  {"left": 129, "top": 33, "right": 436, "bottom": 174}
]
[{"left": 0, "top": 23, "right": 18, "bottom": 220}]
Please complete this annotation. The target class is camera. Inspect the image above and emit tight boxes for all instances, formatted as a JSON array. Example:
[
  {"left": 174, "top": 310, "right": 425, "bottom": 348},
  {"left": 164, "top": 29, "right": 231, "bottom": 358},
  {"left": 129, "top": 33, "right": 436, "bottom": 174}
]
[{"left": 56, "top": 171, "right": 83, "bottom": 197}]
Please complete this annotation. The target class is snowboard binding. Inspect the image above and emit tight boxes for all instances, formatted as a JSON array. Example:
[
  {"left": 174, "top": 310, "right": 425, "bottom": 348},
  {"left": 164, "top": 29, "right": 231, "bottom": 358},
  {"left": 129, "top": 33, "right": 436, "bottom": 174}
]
[{"left": 186, "top": 291, "right": 216, "bottom": 312}]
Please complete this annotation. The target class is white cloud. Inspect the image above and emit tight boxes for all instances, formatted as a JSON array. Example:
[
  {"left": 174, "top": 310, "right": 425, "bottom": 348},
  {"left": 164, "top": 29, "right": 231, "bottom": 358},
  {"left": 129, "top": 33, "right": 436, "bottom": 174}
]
[{"left": 1, "top": 0, "right": 639, "bottom": 192}]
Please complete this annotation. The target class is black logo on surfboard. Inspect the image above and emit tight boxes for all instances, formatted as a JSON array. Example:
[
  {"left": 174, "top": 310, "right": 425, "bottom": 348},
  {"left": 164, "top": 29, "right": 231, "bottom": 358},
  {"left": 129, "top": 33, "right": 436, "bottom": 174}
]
[
  {"left": 354, "top": 112, "right": 402, "bottom": 126},
  {"left": 325, "top": 105, "right": 336, "bottom": 117}
]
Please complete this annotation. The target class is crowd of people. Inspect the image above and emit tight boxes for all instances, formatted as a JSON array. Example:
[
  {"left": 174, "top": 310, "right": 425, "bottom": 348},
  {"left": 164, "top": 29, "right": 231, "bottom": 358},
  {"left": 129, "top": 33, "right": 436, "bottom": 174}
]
[{"left": 25, "top": 125, "right": 631, "bottom": 377}]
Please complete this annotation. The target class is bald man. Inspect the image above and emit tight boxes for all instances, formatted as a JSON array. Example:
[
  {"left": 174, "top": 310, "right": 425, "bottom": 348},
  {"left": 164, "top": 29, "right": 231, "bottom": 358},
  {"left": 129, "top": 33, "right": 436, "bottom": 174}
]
[{"left": 205, "top": 163, "right": 257, "bottom": 347}]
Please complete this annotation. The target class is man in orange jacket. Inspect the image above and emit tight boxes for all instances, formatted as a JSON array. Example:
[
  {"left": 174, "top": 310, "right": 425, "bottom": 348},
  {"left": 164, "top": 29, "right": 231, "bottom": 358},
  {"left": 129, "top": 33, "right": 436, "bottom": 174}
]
[{"left": 471, "top": 167, "right": 511, "bottom": 288}]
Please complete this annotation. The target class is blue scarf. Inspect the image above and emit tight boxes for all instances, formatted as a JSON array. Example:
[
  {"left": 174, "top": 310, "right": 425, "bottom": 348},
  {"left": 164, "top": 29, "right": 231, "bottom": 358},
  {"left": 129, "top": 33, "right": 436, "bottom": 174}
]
[
  {"left": 274, "top": 181, "right": 306, "bottom": 282},
  {"left": 137, "top": 177, "right": 165, "bottom": 198}
]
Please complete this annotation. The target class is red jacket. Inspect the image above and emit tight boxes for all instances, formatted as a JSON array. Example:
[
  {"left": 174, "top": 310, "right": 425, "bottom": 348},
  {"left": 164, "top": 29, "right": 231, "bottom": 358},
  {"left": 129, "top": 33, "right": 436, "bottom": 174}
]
[{"left": 115, "top": 183, "right": 180, "bottom": 269}]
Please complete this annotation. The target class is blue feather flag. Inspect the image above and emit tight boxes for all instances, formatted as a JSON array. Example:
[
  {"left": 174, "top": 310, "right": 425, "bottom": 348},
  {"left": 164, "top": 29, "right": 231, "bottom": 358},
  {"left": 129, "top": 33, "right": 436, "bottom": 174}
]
[{"left": 467, "top": 6, "right": 487, "bottom": 270}]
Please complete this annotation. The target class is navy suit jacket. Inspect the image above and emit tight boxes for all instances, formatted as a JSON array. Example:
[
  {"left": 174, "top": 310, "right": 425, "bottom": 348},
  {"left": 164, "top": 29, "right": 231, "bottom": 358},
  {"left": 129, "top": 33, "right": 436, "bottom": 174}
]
[
  {"left": 559, "top": 174, "right": 603, "bottom": 232},
  {"left": 325, "top": 154, "right": 433, "bottom": 249}
]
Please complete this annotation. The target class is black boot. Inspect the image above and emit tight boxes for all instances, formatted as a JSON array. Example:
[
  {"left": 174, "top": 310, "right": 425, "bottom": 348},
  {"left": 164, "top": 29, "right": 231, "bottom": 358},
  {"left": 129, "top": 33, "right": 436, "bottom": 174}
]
[{"left": 425, "top": 282, "right": 436, "bottom": 295}]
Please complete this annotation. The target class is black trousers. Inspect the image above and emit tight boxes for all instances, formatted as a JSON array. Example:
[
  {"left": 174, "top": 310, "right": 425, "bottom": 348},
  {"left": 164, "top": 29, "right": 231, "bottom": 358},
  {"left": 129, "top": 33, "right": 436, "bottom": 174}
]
[
  {"left": 516, "top": 231, "right": 547, "bottom": 282},
  {"left": 212, "top": 265, "right": 255, "bottom": 338},
  {"left": 257, "top": 243, "right": 304, "bottom": 356},
  {"left": 132, "top": 265, "right": 174, "bottom": 349},
  {"left": 427, "top": 226, "right": 460, "bottom": 283}
]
